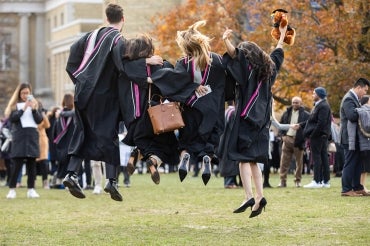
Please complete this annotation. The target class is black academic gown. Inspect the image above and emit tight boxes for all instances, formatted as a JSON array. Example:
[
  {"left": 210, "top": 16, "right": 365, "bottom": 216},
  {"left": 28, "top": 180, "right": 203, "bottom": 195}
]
[
  {"left": 223, "top": 48, "right": 284, "bottom": 163},
  {"left": 151, "top": 53, "right": 226, "bottom": 160},
  {"left": 65, "top": 27, "right": 128, "bottom": 165},
  {"left": 119, "top": 61, "right": 182, "bottom": 165}
]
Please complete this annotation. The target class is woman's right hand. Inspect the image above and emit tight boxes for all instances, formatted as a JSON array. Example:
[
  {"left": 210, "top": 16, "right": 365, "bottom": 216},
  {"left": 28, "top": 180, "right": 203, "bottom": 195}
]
[{"left": 223, "top": 28, "right": 233, "bottom": 41}]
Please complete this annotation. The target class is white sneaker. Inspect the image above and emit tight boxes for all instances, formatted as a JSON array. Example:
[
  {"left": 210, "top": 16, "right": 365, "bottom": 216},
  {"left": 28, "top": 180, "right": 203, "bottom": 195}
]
[
  {"left": 303, "top": 181, "right": 322, "bottom": 188},
  {"left": 322, "top": 182, "right": 331, "bottom": 188},
  {"left": 6, "top": 189, "right": 16, "bottom": 199},
  {"left": 92, "top": 185, "right": 102, "bottom": 194},
  {"left": 27, "top": 189, "right": 40, "bottom": 198}
]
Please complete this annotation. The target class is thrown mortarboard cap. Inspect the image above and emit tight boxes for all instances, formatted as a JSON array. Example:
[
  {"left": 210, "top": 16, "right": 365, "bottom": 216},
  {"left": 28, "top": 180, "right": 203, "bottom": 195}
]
[{"left": 272, "top": 9, "right": 288, "bottom": 14}]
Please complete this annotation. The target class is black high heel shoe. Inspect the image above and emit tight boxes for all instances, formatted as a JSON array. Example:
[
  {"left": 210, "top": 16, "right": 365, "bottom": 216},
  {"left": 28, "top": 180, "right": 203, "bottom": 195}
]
[
  {"left": 233, "top": 198, "right": 255, "bottom": 213},
  {"left": 249, "top": 197, "right": 267, "bottom": 218},
  {"left": 146, "top": 158, "right": 160, "bottom": 185},
  {"left": 178, "top": 153, "right": 190, "bottom": 182},
  {"left": 201, "top": 155, "right": 211, "bottom": 185}
]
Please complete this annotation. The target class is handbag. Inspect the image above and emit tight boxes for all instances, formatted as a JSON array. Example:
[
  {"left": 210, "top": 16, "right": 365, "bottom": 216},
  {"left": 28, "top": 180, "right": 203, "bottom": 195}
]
[
  {"left": 327, "top": 142, "right": 337, "bottom": 153},
  {"left": 146, "top": 67, "right": 185, "bottom": 135}
]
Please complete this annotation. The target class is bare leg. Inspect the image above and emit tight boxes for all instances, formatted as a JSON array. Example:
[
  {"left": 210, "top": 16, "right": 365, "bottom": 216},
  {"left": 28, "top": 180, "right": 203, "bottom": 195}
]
[
  {"left": 239, "top": 162, "right": 253, "bottom": 202},
  {"left": 250, "top": 162, "right": 264, "bottom": 210},
  {"left": 360, "top": 172, "right": 368, "bottom": 192}
]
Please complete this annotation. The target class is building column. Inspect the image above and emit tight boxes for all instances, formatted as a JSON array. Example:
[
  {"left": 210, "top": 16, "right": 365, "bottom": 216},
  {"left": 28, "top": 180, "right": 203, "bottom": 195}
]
[
  {"left": 35, "top": 13, "right": 46, "bottom": 89},
  {"left": 18, "top": 13, "right": 31, "bottom": 83}
]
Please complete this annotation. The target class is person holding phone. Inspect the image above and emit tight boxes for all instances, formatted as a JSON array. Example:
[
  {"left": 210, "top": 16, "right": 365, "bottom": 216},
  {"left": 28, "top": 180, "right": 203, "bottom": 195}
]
[{"left": 4, "top": 83, "right": 43, "bottom": 199}]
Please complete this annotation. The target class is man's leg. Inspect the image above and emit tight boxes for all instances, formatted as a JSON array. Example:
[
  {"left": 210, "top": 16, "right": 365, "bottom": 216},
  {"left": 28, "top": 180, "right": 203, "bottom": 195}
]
[
  {"left": 63, "top": 155, "right": 85, "bottom": 199},
  {"left": 104, "top": 163, "right": 123, "bottom": 202}
]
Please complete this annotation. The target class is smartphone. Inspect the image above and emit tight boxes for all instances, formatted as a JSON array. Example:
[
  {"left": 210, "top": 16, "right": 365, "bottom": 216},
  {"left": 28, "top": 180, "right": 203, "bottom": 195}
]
[
  {"left": 195, "top": 85, "right": 212, "bottom": 98},
  {"left": 27, "top": 95, "right": 34, "bottom": 101}
]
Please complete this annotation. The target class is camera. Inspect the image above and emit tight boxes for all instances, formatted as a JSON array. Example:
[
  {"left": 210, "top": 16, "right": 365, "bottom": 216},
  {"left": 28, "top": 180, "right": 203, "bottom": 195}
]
[{"left": 27, "top": 95, "right": 34, "bottom": 101}]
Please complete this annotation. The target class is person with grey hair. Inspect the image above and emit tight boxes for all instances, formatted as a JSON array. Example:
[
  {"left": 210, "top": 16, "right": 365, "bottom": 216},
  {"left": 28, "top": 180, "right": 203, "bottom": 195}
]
[{"left": 277, "top": 96, "right": 310, "bottom": 188}]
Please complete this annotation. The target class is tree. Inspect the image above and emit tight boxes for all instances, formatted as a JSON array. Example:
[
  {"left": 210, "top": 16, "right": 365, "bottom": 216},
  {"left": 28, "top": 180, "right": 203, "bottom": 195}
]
[{"left": 152, "top": 0, "right": 370, "bottom": 115}]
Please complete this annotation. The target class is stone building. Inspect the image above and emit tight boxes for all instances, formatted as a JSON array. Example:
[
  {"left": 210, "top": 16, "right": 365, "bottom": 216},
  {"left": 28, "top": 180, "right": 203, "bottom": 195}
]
[{"left": 0, "top": 0, "right": 182, "bottom": 115}]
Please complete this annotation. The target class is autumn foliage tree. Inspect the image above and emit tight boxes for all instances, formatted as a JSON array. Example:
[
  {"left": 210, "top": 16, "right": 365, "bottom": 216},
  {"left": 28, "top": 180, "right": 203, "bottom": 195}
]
[{"left": 151, "top": 0, "right": 370, "bottom": 115}]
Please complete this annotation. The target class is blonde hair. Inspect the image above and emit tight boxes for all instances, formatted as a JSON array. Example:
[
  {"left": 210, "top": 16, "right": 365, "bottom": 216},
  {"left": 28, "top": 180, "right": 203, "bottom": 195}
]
[
  {"left": 4, "top": 83, "right": 33, "bottom": 118},
  {"left": 176, "top": 20, "right": 211, "bottom": 71}
]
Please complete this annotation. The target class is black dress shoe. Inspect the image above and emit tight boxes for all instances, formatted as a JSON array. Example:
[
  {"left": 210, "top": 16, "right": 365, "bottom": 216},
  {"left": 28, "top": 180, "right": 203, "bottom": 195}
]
[
  {"left": 63, "top": 174, "right": 86, "bottom": 199},
  {"left": 249, "top": 197, "right": 267, "bottom": 218},
  {"left": 233, "top": 198, "right": 255, "bottom": 213},
  {"left": 178, "top": 153, "right": 190, "bottom": 182},
  {"left": 104, "top": 181, "right": 123, "bottom": 202},
  {"left": 147, "top": 158, "right": 160, "bottom": 184},
  {"left": 201, "top": 155, "right": 211, "bottom": 186}
]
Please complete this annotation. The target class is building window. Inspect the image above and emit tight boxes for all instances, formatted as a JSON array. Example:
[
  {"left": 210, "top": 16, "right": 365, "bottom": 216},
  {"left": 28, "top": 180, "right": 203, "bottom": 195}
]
[
  {"left": 61, "top": 12, "right": 64, "bottom": 26},
  {"left": 54, "top": 15, "right": 57, "bottom": 28},
  {"left": 0, "top": 33, "right": 11, "bottom": 71}
]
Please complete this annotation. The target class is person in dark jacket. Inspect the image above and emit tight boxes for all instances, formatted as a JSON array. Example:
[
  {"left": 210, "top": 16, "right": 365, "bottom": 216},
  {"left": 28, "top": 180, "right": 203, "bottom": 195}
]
[
  {"left": 277, "top": 96, "right": 310, "bottom": 188},
  {"left": 303, "top": 87, "right": 332, "bottom": 188},
  {"left": 53, "top": 93, "right": 75, "bottom": 188},
  {"left": 46, "top": 106, "right": 61, "bottom": 187},
  {"left": 222, "top": 24, "right": 287, "bottom": 218},
  {"left": 4, "top": 83, "right": 43, "bottom": 199},
  {"left": 340, "top": 78, "right": 370, "bottom": 196}
]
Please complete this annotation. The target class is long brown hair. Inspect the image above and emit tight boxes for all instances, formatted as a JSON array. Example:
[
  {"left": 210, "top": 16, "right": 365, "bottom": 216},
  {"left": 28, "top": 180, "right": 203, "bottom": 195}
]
[
  {"left": 176, "top": 20, "right": 211, "bottom": 71},
  {"left": 4, "top": 83, "right": 33, "bottom": 118},
  {"left": 237, "top": 41, "right": 275, "bottom": 83},
  {"left": 62, "top": 93, "right": 74, "bottom": 110},
  {"left": 124, "top": 34, "right": 154, "bottom": 60}
]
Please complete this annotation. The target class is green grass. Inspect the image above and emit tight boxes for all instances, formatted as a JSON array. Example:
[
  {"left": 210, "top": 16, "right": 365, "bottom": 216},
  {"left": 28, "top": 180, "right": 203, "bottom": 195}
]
[{"left": 1, "top": 171, "right": 369, "bottom": 245}]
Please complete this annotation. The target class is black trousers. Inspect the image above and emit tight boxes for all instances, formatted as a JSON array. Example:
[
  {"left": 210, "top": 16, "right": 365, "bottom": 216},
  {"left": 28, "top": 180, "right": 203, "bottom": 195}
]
[
  {"left": 310, "top": 136, "right": 330, "bottom": 183},
  {"left": 9, "top": 157, "right": 36, "bottom": 189}
]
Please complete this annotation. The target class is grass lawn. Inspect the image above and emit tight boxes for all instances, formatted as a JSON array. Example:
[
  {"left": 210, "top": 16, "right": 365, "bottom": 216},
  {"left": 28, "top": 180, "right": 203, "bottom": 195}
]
[{"left": 1, "top": 170, "right": 369, "bottom": 245}]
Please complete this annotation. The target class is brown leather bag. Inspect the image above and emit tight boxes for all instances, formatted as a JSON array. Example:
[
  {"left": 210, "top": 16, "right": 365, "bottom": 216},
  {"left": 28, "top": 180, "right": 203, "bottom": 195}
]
[
  {"left": 147, "top": 97, "right": 185, "bottom": 134},
  {"left": 146, "top": 66, "right": 185, "bottom": 134}
]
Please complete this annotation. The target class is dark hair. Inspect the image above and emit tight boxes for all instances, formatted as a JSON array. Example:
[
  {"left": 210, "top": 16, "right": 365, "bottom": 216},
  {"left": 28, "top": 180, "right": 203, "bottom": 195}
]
[
  {"left": 62, "top": 93, "right": 74, "bottom": 109},
  {"left": 105, "top": 3, "right": 124, "bottom": 24},
  {"left": 360, "top": 95, "right": 370, "bottom": 105},
  {"left": 237, "top": 41, "right": 275, "bottom": 83},
  {"left": 354, "top": 77, "right": 370, "bottom": 88},
  {"left": 124, "top": 34, "right": 154, "bottom": 60},
  {"left": 17, "top": 83, "right": 32, "bottom": 100}
]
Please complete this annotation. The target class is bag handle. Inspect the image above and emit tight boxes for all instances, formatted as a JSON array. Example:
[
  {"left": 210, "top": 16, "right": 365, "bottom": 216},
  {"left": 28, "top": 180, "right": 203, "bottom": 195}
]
[
  {"left": 147, "top": 66, "right": 152, "bottom": 107},
  {"left": 147, "top": 66, "right": 165, "bottom": 106}
]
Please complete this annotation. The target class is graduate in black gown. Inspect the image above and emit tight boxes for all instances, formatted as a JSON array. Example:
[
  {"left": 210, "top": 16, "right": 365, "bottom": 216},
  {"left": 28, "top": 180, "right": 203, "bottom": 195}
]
[
  {"left": 63, "top": 3, "right": 163, "bottom": 201},
  {"left": 149, "top": 21, "right": 226, "bottom": 186},
  {"left": 222, "top": 24, "right": 287, "bottom": 218},
  {"left": 119, "top": 34, "right": 183, "bottom": 185}
]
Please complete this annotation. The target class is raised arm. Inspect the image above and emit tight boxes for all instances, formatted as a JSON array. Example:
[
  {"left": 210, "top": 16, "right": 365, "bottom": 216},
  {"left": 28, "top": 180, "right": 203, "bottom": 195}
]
[
  {"left": 222, "top": 29, "right": 236, "bottom": 58},
  {"left": 276, "top": 25, "right": 288, "bottom": 49}
]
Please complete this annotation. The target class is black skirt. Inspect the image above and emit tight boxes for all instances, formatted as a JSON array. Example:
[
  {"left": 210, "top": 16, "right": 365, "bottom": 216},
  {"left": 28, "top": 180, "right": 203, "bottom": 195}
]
[{"left": 360, "top": 150, "right": 370, "bottom": 173}]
